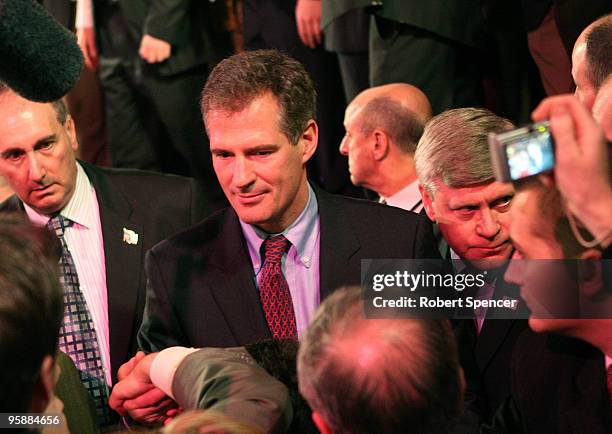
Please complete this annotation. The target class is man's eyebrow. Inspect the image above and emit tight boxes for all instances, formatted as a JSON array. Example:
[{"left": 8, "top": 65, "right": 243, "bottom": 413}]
[{"left": 33, "top": 134, "right": 58, "bottom": 148}]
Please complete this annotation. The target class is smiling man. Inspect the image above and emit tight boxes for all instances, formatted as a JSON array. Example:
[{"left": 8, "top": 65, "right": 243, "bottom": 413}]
[
  {"left": 0, "top": 84, "right": 207, "bottom": 428},
  {"left": 137, "top": 49, "right": 439, "bottom": 360},
  {"left": 414, "top": 107, "right": 527, "bottom": 421}
]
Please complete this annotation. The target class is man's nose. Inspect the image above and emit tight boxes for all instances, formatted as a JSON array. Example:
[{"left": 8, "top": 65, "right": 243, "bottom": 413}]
[
  {"left": 339, "top": 135, "right": 348, "bottom": 156},
  {"left": 28, "top": 153, "right": 46, "bottom": 183},
  {"left": 504, "top": 252, "right": 524, "bottom": 285},
  {"left": 476, "top": 208, "right": 500, "bottom": 239},
  {"left": 232, "top": 157, "right": 256, "bottom": 189}
]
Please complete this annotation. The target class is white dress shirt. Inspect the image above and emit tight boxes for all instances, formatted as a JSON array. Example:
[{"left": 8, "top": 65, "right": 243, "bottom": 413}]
[
  {"left": 380, "top": 180, "right": 423, "bottom": 213},
  {"left": 25, "top": 163, "right": 112, "bottom": 385}
]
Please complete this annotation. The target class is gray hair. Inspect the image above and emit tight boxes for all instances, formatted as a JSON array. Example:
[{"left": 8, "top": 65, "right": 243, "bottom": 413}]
[
  {"left": 358, "top": 96, "right": 424, "bottom": 154},
  {"left": 415, "top": 108, "right": 513, "bottom": 194},
  {"left": 297, "top": 286, "right": 462, "bottom": 434}
]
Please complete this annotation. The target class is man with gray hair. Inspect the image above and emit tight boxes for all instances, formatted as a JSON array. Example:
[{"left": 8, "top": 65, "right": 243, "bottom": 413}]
[
  {"left": 414, "top": 108, "right": 527, "bottom": 420},
  {"left": 298, "top": 286, "right": 463, "bottom": 434},
  {"left": 340, "top": 83, "right": 432, "bottom": 211}
]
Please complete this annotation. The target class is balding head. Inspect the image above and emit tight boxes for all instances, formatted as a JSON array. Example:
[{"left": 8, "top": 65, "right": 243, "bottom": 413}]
[
  {"left": 340, "top": 84, "right": 432, "bottom": 193},
  {"left": 572, "top": 14, "right": 612, "bottom": 110},
  {"left": 349, "top": 83, "right": 432, "bottom": 124},
  {"left": 298, "top": 286, "right": 463, "bottom": 434}
]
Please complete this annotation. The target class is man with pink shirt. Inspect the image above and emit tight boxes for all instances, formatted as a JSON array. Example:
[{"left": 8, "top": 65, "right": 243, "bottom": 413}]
[{"left": 0, "top": 83, "right": 207, "bottom": 428}]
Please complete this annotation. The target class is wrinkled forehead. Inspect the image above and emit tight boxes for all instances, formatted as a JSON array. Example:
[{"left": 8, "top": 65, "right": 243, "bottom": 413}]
[{"left": 433, "top": 179, "right": 512, "bottom": 203}]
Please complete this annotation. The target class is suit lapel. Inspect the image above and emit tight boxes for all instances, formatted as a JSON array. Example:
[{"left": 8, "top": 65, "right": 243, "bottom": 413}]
[
  {"left": 206, "top": 209, "right": 271, "bottom": 342},
  {"left": 315, "top": 186, "right": 361, "bottom": 300},
  {"left": 81, "top": 163, "right": 143, "bottom": 380},
  {"left": 562, "top": 352, "right": 612, "bottom": 433}
]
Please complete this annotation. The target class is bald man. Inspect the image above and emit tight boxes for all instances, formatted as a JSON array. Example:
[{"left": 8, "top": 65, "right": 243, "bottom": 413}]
[
  {"left": 572, "top": 14, "right": 612, "bottom": 111},
  {"left": 339, "top": 83, "right": 432, "bottom": 212}
]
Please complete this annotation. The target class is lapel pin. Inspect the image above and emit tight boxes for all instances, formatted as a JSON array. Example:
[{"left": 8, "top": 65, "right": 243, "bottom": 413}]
[{"left": 123, "top": 228, "right": 139, "bottom": 245}]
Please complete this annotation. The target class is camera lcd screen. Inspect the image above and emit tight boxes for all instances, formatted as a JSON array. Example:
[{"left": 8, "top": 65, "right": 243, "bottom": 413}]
[{"left": 504, "top": 126, "right": 554, "bottom": 180}]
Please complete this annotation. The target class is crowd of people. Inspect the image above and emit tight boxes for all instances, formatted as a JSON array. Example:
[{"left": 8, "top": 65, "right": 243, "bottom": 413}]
[{"left": 0, "top": 1, "right": 611, "bottom": 434}]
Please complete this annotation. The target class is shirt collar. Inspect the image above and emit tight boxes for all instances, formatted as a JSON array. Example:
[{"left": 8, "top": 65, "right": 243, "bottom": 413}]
[
  {"left": 24, "top": 162, "right": 96, "bottom": 229},
  {"left": 381, "top": 180, "right": 421, "bottom": 210},
  {"left": 240, "top": 184, "right": 319, "bottom": 270}
]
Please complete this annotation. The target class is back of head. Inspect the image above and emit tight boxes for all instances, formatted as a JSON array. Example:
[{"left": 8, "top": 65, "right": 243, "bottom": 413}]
[
  {"left": 585, "top": 14, "right": 612, "bottom": 91},
  {"left": 0, "top": 214, "right": 62, "bottom": 412},
  {"left": 415, "top": 108, "right": 513, "bottom": 193},
  {"left": 200, "top": 49, "right": 316, "bottom": 145},
  {"left": 352, "top": 83, "right": 432, "bottom": 155},
  {"left": 298, "top": 287, "right": 462, "bottom": 434}
]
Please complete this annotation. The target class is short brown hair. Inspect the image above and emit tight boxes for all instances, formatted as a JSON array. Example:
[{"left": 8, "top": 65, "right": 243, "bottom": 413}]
[{"left": 201, "top": 50, "right": 316, "bottom": 145}]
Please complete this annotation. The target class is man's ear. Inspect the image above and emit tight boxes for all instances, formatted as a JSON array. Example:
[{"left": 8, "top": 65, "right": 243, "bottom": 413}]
[
  {"left": 64, "top": 114, "right": 79, "bottom": 153},
  {"left": 30, "top": 355, "right": 57, "bottom": 413},
  {"left": 300, "top": 119, "right": 318, "bottom": 164},
  {"left": 419, "top": 184, "right": 436, "bottom": 222},
  {"left": 312, "top": 411, "right": 333, "bottom": 434},
  {"left": 578, "top": 249, "right": 604, "bottom": 298},
  {"left": 372, "top": 129, "right": 389, "bottom": 161}
]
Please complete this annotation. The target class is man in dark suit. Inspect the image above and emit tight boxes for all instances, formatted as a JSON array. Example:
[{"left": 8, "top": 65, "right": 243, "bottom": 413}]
[
  {"left": 321, "top": 0, "right": 370, "bottom": 102},
  {"left": 369, "top": 0, "right": 484, "bottom": 114},
  {"left": 414, "top": 108, "right": 528, "bottom": 421},
  {"left": 0, "top": 85, "right": 207, "bottom": 426},
  {"left": 123, "top": 50, "right": 438, "bottom": 424},
  {"left": 75, "top": 0, "right": 225, "bottom": 206}
]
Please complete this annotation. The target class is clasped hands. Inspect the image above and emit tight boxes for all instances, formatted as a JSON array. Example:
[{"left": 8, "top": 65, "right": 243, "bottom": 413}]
[{"left": 109, "top": 351, "right": 180, "bottom": 426}]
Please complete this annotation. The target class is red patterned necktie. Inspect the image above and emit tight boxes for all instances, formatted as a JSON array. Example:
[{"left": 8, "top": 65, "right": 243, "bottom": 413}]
[
  {"left": 607, "top": 364, "right": 612, "bottom": 404},
  {"left": 259, "top": 235, "right": 298, "bottom": 340}
]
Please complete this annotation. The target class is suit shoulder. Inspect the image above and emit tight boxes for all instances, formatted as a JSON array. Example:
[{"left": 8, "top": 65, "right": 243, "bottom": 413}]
[
  {"left": 150, "top": 207, "right": 230, "bottom": 255},
  {"left": 97, "top": 166, "right": 196, "bottom": 190},
  {"left": 328, "top": 193, "right": 428, "bottom": 224},
  {"left": 0, "top": 195, "right": 23, "bottom": 213}
]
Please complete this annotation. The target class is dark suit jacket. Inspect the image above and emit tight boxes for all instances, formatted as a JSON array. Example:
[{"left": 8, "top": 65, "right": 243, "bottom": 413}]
[
  {"left": 450, "top": 260, "right": 528, "bottom": 427},
  {"left": 138, "top": 186, "right": 440, "bottom": 351},
  {"left": 0, "top": 162, "right": 207, "bottom": 382},
  {"left": 95, "top": 0, "right": 214, "bottom": 76},
  {"left": 373, "top": 0, "right": 482, "bottom": 47},
  {"left": 483, "top": 331, "right": 612, "bottom": 433}
]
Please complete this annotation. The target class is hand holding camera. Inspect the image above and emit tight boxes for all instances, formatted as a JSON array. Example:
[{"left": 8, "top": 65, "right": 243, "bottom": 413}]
[{"left": 490, "top": 94, "right": 611, "bottom": 248}]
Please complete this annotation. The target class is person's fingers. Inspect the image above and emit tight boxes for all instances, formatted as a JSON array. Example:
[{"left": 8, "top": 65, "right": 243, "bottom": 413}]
[
  {"left": 296, "top": 16, "right": 309, "bottom": 47},
  {"left": 312, "top": 18, "right": 322, "bottom": 46},
  {"left": 123, "top": 387, "right": 168, "bottom": 410}
]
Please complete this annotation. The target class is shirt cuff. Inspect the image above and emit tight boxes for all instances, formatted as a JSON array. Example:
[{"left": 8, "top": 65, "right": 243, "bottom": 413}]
[
  {"left": 75, "top": 0, "right": 94, "bottom": 29},
  {"left": 150, "top": 347, "right": 199, "bottom": 400}
]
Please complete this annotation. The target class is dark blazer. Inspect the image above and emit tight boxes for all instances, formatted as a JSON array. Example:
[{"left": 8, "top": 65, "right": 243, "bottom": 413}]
[
  {"left": 373, "top": 0, "right": 482, "bottom": 47},
  {"left": 138, "top": 186, "right": 440, "bottom": 351},
  {"left": 0, "top": 162, "right": 207, "bottom": 382},
  {"left": 483, "top": 331, "right": 612, "bottom": 433},
  {"left": 450, "top": 259, "right": 528, "bottom": 426},
  {"left": 95, "top": 0, "right": 214, "bottom": 76}
]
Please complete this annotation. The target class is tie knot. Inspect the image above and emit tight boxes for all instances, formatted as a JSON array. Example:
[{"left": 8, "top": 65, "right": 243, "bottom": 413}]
[
  {"left": 262, "top": 235, "right": 290, "bottom": 263},
  {"left": 47, "top": 215, "right": 73, "bottom": 238}
]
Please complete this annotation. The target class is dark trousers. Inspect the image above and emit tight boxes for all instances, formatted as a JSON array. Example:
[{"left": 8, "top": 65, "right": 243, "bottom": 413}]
[{"left": 369, "top": 16, "right": 483, "bottom": 115}]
